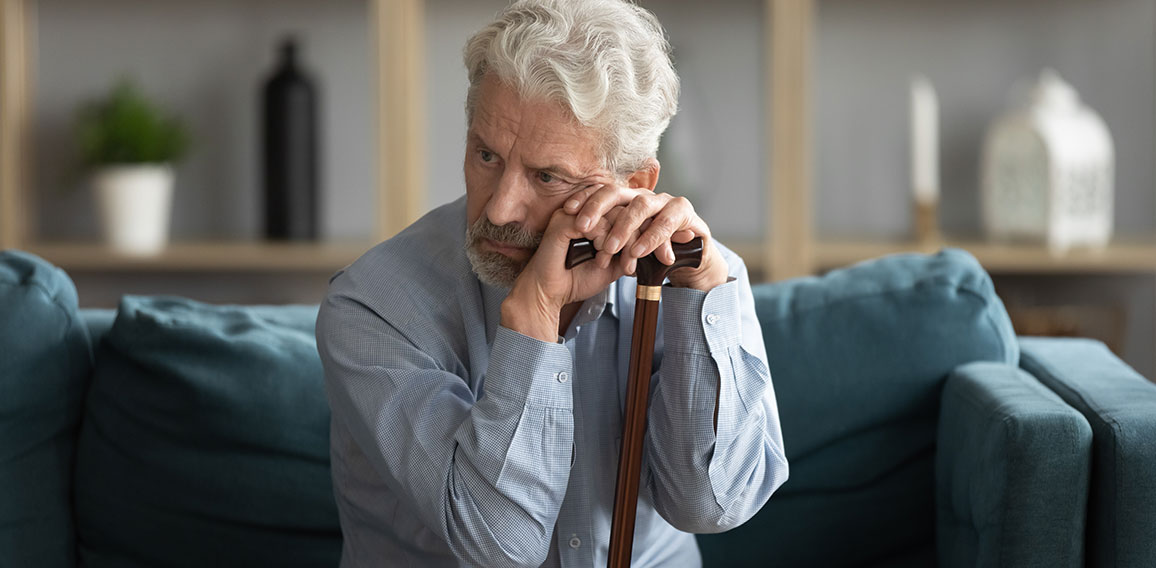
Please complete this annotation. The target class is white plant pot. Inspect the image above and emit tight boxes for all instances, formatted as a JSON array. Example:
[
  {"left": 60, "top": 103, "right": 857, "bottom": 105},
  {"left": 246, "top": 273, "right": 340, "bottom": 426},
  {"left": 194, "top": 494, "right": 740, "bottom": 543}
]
[{"left": 93, "top": 164, "right": 175, "bottom": 256}]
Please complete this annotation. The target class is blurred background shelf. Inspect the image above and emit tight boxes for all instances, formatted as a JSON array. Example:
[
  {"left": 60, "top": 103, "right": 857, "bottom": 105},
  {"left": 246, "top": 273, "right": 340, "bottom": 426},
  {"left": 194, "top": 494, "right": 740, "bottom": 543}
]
[
  {"left": 25, "top": 241, "right": 369, "bottom": 272},
  {"left": 0, "top": 0, "right": 422, "bottom": 262},
  {"left": 814, "top": 238, "right": 1156, "bottom": 274}
]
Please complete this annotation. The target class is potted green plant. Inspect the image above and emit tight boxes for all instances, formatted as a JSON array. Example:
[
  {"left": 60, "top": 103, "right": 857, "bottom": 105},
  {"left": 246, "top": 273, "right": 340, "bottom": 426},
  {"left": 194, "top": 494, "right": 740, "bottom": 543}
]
[{"left": 76, "top": 79, "right": 189, "bottom": 255}]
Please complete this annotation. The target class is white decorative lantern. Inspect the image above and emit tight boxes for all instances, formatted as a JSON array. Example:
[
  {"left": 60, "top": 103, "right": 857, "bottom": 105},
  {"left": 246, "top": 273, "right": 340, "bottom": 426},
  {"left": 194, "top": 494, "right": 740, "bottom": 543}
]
[{"left": 980, "top": 69, "right": 1114, "bottom": 254}]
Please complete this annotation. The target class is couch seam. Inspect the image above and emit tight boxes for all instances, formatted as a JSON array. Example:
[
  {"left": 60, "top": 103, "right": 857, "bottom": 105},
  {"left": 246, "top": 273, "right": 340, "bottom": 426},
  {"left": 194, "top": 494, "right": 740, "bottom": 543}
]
[{"left": 1021, "top": 349, "right": 1121, "bottom": 565}]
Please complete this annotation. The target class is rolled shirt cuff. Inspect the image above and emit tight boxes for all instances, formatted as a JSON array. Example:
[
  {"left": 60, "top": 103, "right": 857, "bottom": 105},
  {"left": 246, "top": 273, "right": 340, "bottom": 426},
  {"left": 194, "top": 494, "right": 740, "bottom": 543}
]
[{"left": 485, "top": 325, "right": 574, "bottom": 409}]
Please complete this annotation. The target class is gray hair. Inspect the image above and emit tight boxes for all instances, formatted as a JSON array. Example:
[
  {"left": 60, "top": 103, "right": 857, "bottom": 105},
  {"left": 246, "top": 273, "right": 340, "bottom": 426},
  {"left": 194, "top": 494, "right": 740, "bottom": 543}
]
[{"left": 463, "top": 0, "right": 679, "bottom": 176}]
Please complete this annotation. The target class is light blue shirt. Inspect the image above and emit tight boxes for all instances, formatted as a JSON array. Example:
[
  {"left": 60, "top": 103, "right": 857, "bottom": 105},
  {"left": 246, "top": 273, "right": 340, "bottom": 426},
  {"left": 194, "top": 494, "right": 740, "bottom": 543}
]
[{"left": 316, "top": 197, "right": 787, "bottom": 567}]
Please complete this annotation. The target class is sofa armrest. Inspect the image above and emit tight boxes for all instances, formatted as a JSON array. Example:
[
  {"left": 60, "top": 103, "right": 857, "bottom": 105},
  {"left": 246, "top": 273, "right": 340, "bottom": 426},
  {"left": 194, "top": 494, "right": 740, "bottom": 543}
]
[
  {"left": 1019, "top": 336, "right": 1156, "bottom": 568},
  {"left": 936, "top": 361, "right": 1091, "bottom": 568}
]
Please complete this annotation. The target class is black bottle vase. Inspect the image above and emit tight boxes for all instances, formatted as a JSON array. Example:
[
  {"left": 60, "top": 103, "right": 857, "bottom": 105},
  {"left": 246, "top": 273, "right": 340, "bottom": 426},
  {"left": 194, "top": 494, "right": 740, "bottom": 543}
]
[{"left": 262, "top": 37, "right": 319, "bottom": 241}]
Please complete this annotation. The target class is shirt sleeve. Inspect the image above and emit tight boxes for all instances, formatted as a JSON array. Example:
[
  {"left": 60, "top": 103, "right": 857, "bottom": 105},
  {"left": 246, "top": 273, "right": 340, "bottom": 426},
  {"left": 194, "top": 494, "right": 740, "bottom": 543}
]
[
  {"left": 317, "top": 291, "right": 575, "bottom": 567},
  {"left": 643, "top": 250, "right": 790, "bottom": 534}
]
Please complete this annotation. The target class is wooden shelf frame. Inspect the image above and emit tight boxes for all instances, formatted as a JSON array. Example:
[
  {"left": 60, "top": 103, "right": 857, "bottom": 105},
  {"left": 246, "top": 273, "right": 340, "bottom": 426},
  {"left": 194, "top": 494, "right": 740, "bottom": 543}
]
[
  {"left": 767, "top": 0, "right": 813, "bottom": 281},
  {"left": 815, "top": 238, "right": 1156, "bottom": 274},
  {"left": 1, "top": 0, "right": 31, "bottom": 250}
]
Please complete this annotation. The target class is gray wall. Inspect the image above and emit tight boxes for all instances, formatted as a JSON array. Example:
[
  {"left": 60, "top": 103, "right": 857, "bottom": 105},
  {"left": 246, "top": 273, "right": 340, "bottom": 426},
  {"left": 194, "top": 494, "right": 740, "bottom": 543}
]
[{"left": 424, "top": 0, "right": 766, "bottom": 242}]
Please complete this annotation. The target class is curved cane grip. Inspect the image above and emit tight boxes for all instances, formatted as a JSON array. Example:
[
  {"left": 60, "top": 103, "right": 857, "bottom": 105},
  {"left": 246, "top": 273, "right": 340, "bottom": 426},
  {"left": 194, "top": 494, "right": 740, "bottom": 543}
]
[{"left": 565, "top": 237, "right": 704, "bottom": 287}]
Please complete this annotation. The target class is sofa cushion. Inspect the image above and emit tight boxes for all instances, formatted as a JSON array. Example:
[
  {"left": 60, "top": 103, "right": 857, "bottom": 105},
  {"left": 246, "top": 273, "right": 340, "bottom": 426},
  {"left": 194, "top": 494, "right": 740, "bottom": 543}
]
[
  {"left": 73, "top": 296, "right": 341, "bottom": 567},
  {"left": 697, "top": 248, "right": 1018, "bottom": 567},
  {"left": 0, "top": 250, "right": 91, "bottom": 568}
]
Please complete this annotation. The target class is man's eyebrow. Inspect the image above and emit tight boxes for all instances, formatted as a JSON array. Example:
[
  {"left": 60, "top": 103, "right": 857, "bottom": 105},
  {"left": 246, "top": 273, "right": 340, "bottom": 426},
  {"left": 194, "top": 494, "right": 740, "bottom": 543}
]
[
  {"left": 466, "top": 131, "right": 490, "bottom": 148},
  {"left": 525, "top": 160, "right": 586, "bottom": 181}
]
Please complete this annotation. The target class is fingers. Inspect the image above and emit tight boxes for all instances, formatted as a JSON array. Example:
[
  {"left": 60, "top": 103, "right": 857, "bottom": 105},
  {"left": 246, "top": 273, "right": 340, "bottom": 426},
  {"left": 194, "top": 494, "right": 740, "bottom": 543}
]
[
  {"left": 588, "top": 207, "right": 631, "bottom": 269},
  {"left": 569, "top": 184, "right": 641, "bottom": 232},
  {"left": 540, "top": 206, "right": 584, "bottom": 249},
  {"left": 602, "top": 193, "right": 666, "bottom": 256},
  {"left": 566, "top": 187, "right": 711, "bottom": 270},
  {"left": 563, "top": 183, "right": 602, "bottom": 218},
  {"left": 671, "top": 229, "right": 696, "bottom": 244},
  {"left": 659, "top": 241, "right": 675, "bottom": 266},
  {"left": 590, "top": 206, "right": 625, "bottom": 251},
  {"left": 630, "top": 196, "right": 708, "bottom": 265},
  {"left": 603, "top": 193, "right": 698, "bottom": 265}
]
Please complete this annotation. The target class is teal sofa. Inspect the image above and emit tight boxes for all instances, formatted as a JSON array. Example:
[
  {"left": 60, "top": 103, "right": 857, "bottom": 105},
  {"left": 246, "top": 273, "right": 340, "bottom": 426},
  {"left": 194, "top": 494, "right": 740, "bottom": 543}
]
[{"left": 2, "top": 248, "right": 1153, "bottom": 567}]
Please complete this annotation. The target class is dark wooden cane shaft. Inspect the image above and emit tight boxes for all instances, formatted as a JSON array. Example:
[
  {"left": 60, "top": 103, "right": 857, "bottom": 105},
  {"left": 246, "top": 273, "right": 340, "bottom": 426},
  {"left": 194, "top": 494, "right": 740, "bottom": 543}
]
[
  {"left": 608, "top": 295, "right": 659, "bottom": 568},
  {"left": 565, "top": 237, "right": 702, "bottom": 568}
]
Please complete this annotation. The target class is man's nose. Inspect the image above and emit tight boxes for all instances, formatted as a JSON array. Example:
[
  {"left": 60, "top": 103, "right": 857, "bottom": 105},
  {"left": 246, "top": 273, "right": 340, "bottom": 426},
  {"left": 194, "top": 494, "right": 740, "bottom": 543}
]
[{"left": 485, "top": 169, "right": 532, "bottom": 227}]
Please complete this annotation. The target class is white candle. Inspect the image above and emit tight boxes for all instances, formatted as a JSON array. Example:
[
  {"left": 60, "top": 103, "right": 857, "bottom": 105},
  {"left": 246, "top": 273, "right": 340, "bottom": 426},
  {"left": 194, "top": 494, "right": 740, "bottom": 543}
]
[{"left": 910, "top": 76, "right": 939, "bottom": 204}]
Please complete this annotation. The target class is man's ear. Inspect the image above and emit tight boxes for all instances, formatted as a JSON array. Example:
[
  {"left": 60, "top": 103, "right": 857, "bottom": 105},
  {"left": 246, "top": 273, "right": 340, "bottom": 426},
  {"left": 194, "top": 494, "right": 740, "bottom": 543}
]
[{"left": 626, "top": 158, "right": 660, "bottom": 191}]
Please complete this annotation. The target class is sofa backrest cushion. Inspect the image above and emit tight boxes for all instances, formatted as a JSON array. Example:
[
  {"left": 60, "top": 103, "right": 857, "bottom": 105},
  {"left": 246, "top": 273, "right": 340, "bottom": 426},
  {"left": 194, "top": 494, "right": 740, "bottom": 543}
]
[
  {"left": 73, "top": 295, "right": 341, "bottom": 567},
  {"left": 0, "top": 250, "right": 91, "bottom": 568},
  {"left": 697, "top": 248, "right": 1018, "bottom": 567}
]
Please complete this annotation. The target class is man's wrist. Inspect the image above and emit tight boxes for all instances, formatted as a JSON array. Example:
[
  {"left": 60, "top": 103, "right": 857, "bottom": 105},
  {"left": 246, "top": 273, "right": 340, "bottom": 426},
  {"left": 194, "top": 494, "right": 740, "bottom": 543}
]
[
  {"left": 501, "top": 284, "right": 563, "bottom": 343},
  {"left": 667, "top": 246, "right": 728, "bottom": 291}
]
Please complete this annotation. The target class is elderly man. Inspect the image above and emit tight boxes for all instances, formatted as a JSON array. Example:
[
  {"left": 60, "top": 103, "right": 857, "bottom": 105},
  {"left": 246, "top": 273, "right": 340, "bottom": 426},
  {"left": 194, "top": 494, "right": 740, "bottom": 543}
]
[{"left": 316, "top": 1, "right": 787, "bottom": 566}]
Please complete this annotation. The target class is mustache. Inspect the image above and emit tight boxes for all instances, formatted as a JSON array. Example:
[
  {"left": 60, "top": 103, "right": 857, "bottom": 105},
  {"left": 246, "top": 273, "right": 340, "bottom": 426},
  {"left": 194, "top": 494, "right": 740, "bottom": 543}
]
[{"left": 466, "top": 217, "right": 542, "bottom": 250}]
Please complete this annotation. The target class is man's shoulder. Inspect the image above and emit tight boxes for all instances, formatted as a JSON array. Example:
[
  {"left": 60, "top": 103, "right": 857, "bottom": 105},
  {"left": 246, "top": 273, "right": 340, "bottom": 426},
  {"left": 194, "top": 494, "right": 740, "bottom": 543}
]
[
  {"left": 380, "top": 196, "right": 468, "bottom": 261},
  {"left": 327, "top": 197, "right": 476, "bottom": 324}
]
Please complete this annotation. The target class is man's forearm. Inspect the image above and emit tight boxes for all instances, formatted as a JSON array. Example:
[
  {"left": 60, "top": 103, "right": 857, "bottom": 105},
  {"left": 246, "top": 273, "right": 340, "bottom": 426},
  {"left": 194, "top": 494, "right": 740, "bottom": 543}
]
[
  {"left": 319, "top": 294, "right": 576, "bottom": 566},
  {"left": 643, "top": 277, "right": 789, "bottom": 533}
]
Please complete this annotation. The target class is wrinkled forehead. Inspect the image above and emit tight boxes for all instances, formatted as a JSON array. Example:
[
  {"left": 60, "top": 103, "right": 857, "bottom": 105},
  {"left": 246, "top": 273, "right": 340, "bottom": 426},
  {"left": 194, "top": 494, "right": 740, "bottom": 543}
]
[{"left": 469, "top": 75, "right": 610, "bottom": 177}]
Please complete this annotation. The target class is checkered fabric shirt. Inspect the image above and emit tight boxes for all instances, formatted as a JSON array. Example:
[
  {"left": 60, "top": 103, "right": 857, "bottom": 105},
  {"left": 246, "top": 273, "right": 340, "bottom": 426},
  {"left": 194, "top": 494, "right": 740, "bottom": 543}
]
[{"left": 316, "top": 196, "right": 788, "bottom": 567}]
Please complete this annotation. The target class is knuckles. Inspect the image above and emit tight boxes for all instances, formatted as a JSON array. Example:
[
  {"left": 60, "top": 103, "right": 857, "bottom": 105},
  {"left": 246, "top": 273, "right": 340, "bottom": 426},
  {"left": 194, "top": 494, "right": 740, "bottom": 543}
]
[
  {"left": 575, "top": 190, "right": 708, "bottom": 255},
  {"left": 648, "top": 215, "right": 675, "bottom": 235}
]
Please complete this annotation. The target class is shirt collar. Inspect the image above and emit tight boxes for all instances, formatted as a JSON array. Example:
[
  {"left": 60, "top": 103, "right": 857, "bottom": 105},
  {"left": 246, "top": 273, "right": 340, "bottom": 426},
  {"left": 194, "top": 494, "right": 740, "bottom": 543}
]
[{"left": 572, "top": 278, "right": 622, "bottom": 328}]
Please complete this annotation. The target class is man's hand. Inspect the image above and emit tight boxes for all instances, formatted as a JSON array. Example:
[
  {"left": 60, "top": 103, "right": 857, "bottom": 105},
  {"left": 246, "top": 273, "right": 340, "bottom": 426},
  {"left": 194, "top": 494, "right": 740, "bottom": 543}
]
[
  {"left": 501, "top": 201, "right": 627, "bottom": 343},
  {"left": 501, "top": 185, "right": 728, "bottom": 343},
  {"left": 564, "top": 185, "right": 728, "bottom": 291}
]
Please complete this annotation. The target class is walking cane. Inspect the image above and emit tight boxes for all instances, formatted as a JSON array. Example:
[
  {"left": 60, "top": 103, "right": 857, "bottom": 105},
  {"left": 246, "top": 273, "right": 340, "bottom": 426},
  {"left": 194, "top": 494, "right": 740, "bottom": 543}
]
[{"left": 566, "top": 236, "right": 704, "bottom": 568}]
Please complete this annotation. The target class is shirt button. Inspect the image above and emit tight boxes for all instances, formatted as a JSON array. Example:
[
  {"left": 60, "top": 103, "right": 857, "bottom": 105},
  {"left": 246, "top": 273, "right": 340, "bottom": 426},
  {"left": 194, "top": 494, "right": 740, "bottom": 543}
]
[
  {"left": 556, "top": 371, "right": 570, "bottom": 383},
  {"left": 569, "top": 535, "right": 581, "bottom": 549},
  {"left": 706, "top": 313, "right": 720, "bottom": 325}
]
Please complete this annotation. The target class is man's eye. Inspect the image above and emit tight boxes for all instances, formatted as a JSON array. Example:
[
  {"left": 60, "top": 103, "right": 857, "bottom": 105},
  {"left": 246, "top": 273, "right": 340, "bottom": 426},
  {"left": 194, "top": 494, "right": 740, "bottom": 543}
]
[
  {"left": 479, "top": 150, "right": 495, "bottom": 163},
  {"left": 537, "top": 171, "right": 555, "bottom": 184}
]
